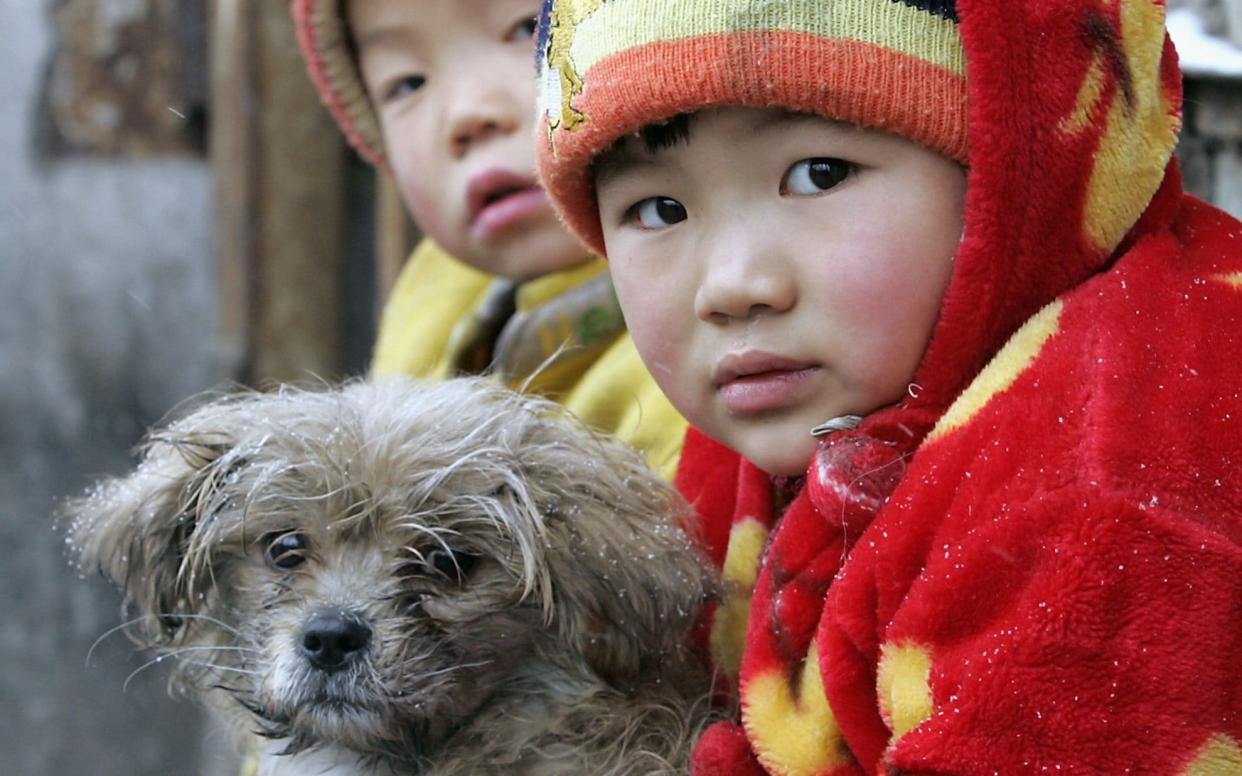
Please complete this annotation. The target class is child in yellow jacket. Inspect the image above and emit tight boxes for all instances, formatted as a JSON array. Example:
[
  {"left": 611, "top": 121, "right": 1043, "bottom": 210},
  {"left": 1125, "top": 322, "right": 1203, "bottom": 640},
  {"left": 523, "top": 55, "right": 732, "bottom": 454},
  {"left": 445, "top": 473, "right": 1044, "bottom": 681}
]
[{"left": 291, "top": 0, "right": 685, "bottom": 478}]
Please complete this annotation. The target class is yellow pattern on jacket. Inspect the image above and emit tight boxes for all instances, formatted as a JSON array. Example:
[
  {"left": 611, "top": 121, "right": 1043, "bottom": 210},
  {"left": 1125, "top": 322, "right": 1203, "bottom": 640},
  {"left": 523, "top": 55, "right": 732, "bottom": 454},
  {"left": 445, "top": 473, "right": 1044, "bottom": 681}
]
[{"left": 371, "top": 239, "right": 686, "bottom": 480}]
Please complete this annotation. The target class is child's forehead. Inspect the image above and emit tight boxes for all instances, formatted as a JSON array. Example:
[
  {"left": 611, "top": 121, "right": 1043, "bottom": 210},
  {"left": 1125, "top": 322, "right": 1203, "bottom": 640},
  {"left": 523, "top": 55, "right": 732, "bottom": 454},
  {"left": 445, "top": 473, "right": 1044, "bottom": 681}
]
[
  {"left": 347, "top": 0, "right": 428, "bottom": 45},
  {"left": 595, "top": 108, "right": 857, "bottom": 173},
  {"left": 349, "top": 0, "right": 525, "bottom": 45}
]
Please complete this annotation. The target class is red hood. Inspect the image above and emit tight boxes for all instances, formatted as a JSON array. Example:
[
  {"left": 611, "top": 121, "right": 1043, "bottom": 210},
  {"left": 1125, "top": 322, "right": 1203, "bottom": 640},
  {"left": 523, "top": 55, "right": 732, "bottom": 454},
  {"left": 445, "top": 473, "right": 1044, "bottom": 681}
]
[{"left": 911, "top": 0, "right": 1183, "bottom": 414}]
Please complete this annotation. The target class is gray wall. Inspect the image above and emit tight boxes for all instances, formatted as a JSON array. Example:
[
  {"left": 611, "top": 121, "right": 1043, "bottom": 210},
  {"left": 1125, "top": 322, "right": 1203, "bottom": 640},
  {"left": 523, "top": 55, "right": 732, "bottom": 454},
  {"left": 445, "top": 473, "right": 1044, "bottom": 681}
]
[
  {"left": 0, "top": 1, "right": 226, "bottom": 773},
  {"left": 1180, "top": 77, "right": 1242, "bottom": 218}
]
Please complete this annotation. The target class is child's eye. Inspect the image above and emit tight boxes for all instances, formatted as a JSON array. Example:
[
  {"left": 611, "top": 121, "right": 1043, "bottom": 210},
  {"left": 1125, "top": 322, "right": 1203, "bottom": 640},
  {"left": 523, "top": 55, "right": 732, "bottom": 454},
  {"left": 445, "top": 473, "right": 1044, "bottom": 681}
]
[
  {"left": 781, "top": 158, "right": 854, "bottom": 196},
  {"left": 627, "top": 196, "right": 687, "bottom": 229},
  {"left": 506, "top": 15, "right": 539, "bottom": 42},
  {"left": 382, "top": 74, "right": 427, "bottom": 104}
]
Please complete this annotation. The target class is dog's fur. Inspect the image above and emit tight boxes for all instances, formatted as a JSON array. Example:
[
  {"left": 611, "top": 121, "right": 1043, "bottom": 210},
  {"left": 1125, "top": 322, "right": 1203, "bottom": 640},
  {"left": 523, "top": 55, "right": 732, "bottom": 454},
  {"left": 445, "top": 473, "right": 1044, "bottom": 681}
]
[{"left": 63, "top": 377, "right": 715, "bottom": 775}]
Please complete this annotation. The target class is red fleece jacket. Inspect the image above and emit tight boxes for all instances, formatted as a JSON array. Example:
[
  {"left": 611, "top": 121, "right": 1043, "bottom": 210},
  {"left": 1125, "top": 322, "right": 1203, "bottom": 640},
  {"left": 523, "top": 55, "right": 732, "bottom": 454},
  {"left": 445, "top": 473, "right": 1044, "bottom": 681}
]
[{"left": 678, "top": 1, "right": 1242, "bottom": 774}]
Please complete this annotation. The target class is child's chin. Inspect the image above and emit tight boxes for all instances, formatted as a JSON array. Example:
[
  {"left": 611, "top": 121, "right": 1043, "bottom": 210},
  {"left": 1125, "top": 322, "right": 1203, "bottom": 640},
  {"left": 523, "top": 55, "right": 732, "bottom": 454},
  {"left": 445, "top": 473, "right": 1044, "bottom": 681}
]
[
  {"left": 727, "top": 429, "right": 818, "bottom": 478},
  {"left": 491, "top": 230, "right": 592, "bottom": 278}
]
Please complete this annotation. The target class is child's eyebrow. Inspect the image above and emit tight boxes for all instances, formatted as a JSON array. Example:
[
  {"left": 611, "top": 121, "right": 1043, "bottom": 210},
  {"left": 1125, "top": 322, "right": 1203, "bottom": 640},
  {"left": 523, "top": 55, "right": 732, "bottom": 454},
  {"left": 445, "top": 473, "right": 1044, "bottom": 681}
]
[
  {"left": 353, "top": 25, "right": 417, "bottom": 51},
  {"left": 750, "top": 110, "right": 851, "bottom": 136},
  {"left": 593, "top": 147, "right": 666, "bottom": 188}
]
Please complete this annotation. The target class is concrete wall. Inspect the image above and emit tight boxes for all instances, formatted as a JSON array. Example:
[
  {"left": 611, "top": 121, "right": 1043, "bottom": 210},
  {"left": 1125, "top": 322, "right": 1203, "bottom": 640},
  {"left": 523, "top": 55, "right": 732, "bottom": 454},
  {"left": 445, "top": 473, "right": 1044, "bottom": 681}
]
[
  {"left": 0, "top": 1, "right": 226, "bottom": 773},
  {"left": 1180, "top": 77, "right": 1242, "bottom": 218},
  {"left": 1172, "top": 0, "right": 1242, "bottom": 218}
]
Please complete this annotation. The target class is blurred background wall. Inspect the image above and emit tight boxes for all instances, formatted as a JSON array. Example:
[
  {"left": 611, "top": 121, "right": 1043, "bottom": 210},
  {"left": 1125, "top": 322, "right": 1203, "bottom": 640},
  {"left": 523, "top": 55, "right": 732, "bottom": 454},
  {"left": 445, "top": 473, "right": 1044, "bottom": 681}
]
[
  {"left": 0, "top": 0, "right": 1238, "bottom": 774},
  {"left": 1, "top": 0, "right": 217, "bottom": 773},
  {"left": 0, "top": 1, "right": 396, "bottom": 773},
  {"left": 1172, "top": 0, "right": 1242, "bottom": 210}
]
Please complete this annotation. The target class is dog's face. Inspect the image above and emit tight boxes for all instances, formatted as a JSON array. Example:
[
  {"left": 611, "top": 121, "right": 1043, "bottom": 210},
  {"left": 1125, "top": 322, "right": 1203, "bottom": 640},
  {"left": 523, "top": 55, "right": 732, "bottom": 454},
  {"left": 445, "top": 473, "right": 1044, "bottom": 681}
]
[{"left": 64, "top": 378, "right": 706, "bottom": 762}]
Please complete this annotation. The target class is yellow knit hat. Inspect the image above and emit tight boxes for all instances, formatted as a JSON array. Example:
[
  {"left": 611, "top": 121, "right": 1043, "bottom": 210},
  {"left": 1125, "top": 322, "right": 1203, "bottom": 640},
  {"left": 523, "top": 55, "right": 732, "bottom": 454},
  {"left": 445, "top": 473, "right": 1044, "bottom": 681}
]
[{"left": 535, "top": 0, "right": 969, "bottom": 256}]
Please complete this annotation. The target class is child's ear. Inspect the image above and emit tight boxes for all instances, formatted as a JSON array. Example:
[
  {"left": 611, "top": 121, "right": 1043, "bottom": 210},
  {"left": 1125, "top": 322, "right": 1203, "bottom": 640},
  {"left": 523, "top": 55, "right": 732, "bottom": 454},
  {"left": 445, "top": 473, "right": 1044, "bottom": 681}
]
[{"left": 61, "top": 429, "right": 239, "bottom": 647}]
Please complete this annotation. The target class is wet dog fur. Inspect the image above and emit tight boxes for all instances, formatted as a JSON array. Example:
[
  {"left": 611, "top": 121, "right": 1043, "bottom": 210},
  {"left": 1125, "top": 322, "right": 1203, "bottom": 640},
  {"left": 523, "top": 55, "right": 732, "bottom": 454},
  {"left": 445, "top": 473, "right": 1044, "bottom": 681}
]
[{"left": 63, "top": 377, "right": 714, "bottom": 775}]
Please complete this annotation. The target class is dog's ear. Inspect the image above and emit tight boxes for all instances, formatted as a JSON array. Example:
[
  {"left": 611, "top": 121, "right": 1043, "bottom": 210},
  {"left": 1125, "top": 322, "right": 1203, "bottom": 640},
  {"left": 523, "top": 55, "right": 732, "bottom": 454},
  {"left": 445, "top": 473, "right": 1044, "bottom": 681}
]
[
  {"left": 61, "top": 424, "right": 241, "bottom": 646},
  {"left": 528, "top": 436, "right": 711, "bottom": 690}
]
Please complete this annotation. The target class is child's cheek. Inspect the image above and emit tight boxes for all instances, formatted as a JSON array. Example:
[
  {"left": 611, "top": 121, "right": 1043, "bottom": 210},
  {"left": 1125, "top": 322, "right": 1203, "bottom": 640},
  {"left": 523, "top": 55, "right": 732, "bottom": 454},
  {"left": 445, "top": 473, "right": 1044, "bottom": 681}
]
[
  {"left": 383, "top": 115, "right": 459, "bottom": 247},
  {"left": 398, "top": 178, "right": 453, "bottom": 246},
  {"left": 618, "top": 286, "right": 692, "bottom": 404}
]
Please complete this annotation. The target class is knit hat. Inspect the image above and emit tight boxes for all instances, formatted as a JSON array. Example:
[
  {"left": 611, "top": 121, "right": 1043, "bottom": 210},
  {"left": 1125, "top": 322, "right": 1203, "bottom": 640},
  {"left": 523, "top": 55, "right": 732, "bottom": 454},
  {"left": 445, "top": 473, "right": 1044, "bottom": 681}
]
[
  {"left": 535, "top": 0, "right": 969, "bottom": 257},
  {"left": 291, "top": 0, "right": 387, "bottom": 167}
]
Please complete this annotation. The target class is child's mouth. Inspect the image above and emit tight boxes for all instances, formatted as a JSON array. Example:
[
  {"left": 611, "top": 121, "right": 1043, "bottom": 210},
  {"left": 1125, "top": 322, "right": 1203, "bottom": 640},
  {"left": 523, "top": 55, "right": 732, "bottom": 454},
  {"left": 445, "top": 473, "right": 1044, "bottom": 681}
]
[
  {"left": 715, "top": 352, "right": 819, "bottom": 416},
  {"left": 468, "top": 171, "right": 551, "bottom": 238},
  {"left": 484, "top": 186, "right": 526, "bottom": 206}
]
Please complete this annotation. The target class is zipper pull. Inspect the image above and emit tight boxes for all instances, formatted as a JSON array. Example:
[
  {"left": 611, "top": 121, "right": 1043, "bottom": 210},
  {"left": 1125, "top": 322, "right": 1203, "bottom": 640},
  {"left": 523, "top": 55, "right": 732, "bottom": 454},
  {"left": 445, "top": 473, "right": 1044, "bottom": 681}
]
[{"left": 809, "top": 415, "right": 863, "bottom": 437}]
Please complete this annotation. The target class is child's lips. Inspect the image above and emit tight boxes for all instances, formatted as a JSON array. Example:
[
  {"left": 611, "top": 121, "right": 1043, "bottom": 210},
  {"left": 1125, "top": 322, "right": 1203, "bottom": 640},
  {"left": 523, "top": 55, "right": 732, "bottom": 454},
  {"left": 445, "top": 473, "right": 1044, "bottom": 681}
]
[
  {"left": 715, "top": 352, "right": 819, "bottom": 416},
  {"left": 472, "top": 188, "right": 549, "bottom": 239},
  {"left": 466, "top": 170, "right": 550, "bottom": 238}
]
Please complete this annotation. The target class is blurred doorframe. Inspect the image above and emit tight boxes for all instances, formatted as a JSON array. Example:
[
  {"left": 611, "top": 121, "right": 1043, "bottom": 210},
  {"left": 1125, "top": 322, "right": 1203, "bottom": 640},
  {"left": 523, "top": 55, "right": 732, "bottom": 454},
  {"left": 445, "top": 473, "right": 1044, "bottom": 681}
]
[
  {"left": 376, "top": 175, "right": 416, "bottom": 322},
  {"left": 209, "top": 0, "right": 412, "bottom": 385},
  {"left": 210, "top": 0, "right": 256, "bottom": 381}
]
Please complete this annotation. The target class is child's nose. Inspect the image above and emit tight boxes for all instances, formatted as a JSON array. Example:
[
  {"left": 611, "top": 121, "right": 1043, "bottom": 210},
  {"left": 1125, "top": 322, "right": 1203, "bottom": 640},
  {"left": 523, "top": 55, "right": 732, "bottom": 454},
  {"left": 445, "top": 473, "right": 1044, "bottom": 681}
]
[
  {"left": 693, "top": 234, "right": 797, "bottom": 324},
  {"left": 445, "top": 82, "right": 520, "bottom": 158}
]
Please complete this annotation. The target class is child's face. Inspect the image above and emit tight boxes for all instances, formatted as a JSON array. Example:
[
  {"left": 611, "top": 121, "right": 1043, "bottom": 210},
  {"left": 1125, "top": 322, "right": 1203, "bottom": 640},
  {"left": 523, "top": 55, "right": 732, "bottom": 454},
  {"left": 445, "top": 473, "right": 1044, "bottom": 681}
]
[
  {"left": 350, "top": 0, "right": 588, "bottom": 280},
  {"left": 595, "top": 108, "right": 967, "bottom": 476}
]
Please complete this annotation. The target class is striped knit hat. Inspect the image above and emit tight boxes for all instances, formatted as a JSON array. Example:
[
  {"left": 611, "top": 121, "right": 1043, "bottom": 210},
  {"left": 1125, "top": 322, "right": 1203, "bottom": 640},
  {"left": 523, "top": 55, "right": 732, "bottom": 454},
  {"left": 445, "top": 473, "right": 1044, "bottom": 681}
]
[
  {"left": 535, "top": 0, "right": 969, "bottom": 256},
  {"left": 291, "top": 0, "right": 387, "bottom": 167}
]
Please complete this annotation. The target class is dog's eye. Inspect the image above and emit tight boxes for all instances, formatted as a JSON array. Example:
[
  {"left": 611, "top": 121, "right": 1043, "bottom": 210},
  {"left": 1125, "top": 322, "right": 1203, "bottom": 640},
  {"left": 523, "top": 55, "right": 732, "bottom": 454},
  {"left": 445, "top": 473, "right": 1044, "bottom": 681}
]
[
  {"left": 263, "top": 530, "right": 309, "bottom": 570},
  {"left": 429, "top": 548, "right": 477, "bottom": 583},
  {"left": 402, "top": 547, "right": 478, "bottom": 585}
]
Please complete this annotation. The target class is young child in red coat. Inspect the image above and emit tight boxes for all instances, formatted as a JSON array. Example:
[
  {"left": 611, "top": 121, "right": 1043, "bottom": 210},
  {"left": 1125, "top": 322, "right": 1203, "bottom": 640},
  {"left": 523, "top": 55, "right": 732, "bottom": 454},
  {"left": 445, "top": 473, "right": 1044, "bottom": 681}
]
[{"left": 536, "top": 0, "right": 1242, "bottom": 773}]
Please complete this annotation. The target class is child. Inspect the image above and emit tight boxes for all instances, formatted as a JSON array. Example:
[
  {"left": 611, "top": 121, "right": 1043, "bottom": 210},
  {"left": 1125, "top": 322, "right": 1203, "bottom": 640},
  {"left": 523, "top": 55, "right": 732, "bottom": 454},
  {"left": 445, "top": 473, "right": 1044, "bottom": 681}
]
[
  {"left": 536, "top": 0, "right": 1242, "bottom": 774},
  {"left": 290, "top": 0, "right": 685, "bottom": 478}
]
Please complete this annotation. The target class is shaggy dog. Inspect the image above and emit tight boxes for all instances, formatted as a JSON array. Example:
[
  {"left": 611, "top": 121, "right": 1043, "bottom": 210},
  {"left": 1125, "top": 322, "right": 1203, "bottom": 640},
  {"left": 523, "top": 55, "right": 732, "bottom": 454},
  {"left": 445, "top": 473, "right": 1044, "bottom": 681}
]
[{"left": 63, "top": 377, "right": 714, "bottom": 775}]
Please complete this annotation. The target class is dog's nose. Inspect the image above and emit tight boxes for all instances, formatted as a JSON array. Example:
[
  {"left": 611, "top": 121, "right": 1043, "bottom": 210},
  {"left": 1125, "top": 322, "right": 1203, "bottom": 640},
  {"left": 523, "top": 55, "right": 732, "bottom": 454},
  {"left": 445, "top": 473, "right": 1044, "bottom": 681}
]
[{"left": 299, "top": 612, "right": 371, "bottom": 673}]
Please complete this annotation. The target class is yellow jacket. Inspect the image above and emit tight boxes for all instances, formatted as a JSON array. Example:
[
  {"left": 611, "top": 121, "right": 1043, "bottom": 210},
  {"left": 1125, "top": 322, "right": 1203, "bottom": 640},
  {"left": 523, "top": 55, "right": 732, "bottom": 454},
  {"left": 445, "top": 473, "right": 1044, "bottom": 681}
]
[{"left": 372, "top": 240, "right": 686, "bottom": 480}]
